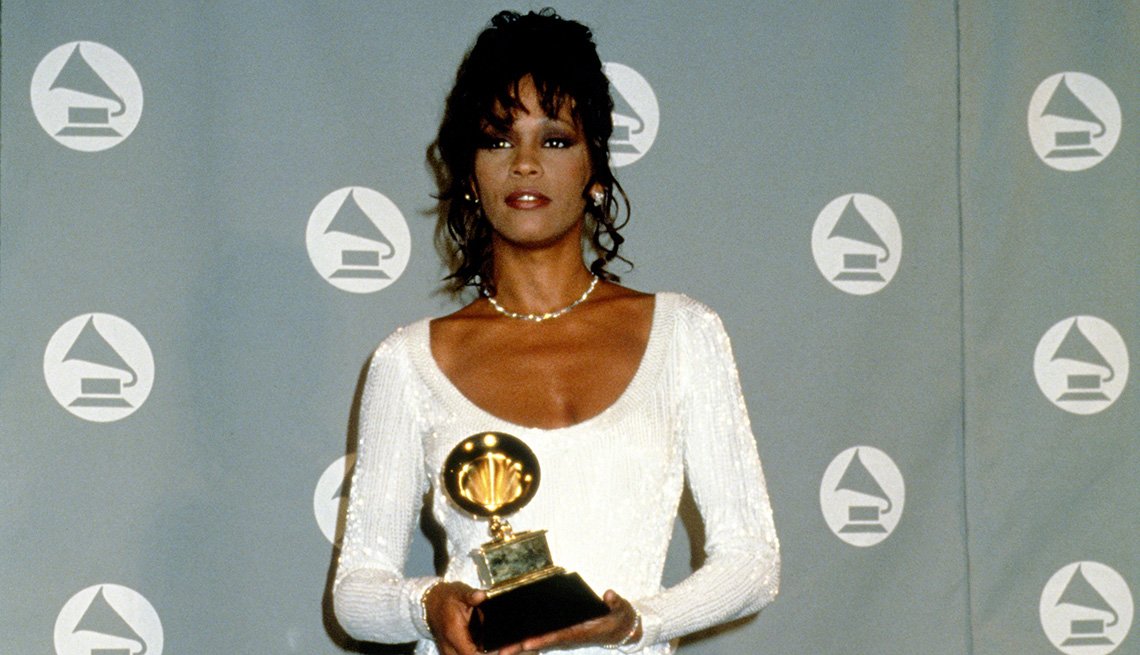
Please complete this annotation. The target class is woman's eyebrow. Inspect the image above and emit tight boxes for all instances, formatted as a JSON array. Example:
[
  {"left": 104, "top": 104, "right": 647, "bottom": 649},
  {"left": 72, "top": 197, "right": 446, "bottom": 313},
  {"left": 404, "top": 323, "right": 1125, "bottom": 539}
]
[{"left": 539, "top": 115, "right": 578, "bottom": 130}]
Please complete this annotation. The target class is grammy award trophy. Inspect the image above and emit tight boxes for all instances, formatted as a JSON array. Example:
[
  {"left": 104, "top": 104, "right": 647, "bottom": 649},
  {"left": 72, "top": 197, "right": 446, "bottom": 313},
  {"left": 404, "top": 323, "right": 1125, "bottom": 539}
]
[{"left": 442, "top": 432, "right": 610, "bottom": 652}]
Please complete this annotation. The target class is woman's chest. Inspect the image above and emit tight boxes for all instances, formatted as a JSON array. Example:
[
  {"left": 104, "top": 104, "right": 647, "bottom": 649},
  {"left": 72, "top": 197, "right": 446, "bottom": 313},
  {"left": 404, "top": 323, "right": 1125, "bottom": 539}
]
[{"left": 444, "top": 331, "right": 647, "bottom": 429}]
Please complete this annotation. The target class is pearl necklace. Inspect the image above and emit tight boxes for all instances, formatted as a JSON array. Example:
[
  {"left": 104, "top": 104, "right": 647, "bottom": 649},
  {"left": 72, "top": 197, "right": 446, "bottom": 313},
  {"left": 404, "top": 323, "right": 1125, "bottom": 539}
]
[{"left": 484, "top": 276, "right": 600, "bottom": 322}]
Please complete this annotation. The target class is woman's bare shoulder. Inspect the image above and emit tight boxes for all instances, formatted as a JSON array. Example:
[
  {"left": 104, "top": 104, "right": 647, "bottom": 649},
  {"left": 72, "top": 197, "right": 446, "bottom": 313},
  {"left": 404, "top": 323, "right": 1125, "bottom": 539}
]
[
  {"left": 593, "top": 282, "right": 655, "bottom": 318},
  {"left": 428, "top": 300, "right": 494, "bottom": 369}
]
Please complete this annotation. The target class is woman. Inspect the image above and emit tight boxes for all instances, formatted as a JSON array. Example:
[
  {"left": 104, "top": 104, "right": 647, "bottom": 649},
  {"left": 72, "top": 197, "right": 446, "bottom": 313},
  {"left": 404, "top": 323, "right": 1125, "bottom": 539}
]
[{"left": 333, "top": 10, "right": 778, "bottom": 655}]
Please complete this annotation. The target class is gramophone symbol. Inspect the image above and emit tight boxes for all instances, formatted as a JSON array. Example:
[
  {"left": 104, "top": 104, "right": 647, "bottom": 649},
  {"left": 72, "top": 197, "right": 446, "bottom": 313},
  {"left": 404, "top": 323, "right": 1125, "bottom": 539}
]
[
  {"left": 820, "top": 446, "right": 905, "bottom": 547},
  {"left": 44, "top": 313, "right": 155, "bottom": 422},
  {"left": 54, "top": 584, "right": 163, "bottom": 655},
  {"left": 64, "top": 316, "right": 137, "bottom": 408},
  {"left": 306, "top": 187, "right": 411, "bottom": 293},
  {"left": 1055, "top": 565, "right": 1118, "bottom": 647},
  {"left": 834, "top": 449, "right": 892, "bottom": 534},
  {"left": 1028, "top": 72, "right": 1121, "bottom": 171},
  {"left": 609, "top": 83, "right": 644, "bottom": 156},
  {"left": 828, "top": 197, "right": 890, "bottom": 283},
  {"left": 31, "top": 41, "right": 143, "bottom": 151},
  {"left": 1034, "top": 316, "right": 1129, "bottom": 415},
  {"left": 325, "top": 189, "right": 396, "bottom": 280},
  {"left": 1040, "top": 75, "right": 1105, "bottom": 160},
  {"left": 1040, "top": 561, "right": 1134, "bottom": 655},
  {"left": 1050, "top": 319, "right": 1115, "bottom": 402},
  {"left": 603, "top": 62, "right": 659, "bottom": 167},
  {"left": 71, "top": 586, "right": 149, "bottom": 654},
  {"left": 811, "top": 193, "right": 902, "bottom": 295},
  {"left": 50, "top": 43, "right": 126, "bottom": 137}
]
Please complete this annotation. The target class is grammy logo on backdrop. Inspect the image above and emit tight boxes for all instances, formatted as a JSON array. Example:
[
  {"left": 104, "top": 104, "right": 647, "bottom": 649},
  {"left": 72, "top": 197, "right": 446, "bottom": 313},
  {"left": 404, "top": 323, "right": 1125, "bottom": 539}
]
[
  {"left": 820, "top": 446, "right": 906, "bottom": 547},
  {"left": 608, "top": 83, "right": 644, "bottom": 156},
  {"left": 31, "top": 41, "right": 143, "bottom": 151},
  {"left": 1048, "top": 319, "right": 1115, "bottom": 403},
  {"left": 602, "top": 62, "right": 659, "bottom": 167},
  {"left": 324, "top": 189, "right": 396, "bottom": 280},
  {"left": 1027, "top": 72, "right": 1122, "bottom": 171},
  {"left": 1054, "top": 565, "right": 1118, "bottom": 647},
  {"left": 811, "top": 193, "right": 902, "bottom": 296},
  {"left": 70, "top": 586, "right": 149, "bottom": 654},
  {"left": 44, "top": 313, "right": 155, "bottom": 422},
  {"left": 305, "top": 186, "right": 411, "bottom": 293},
  {"left": 63, "top": 316, "right": 137, "bottom": 408},
  {"left": 833, "top": 449, "right": 892, "bottom": 535},
  {"left": 48, "top": 44, "right": 127, "bottom": 138},
  {"left": 827, "top": 197, "right": 890, "bottom": 283},
  {"left": 1033, "top": 316, "right": 1129, "bottom": 416},
  {"left": 1039, "top": 75, "right": 1105, "bottom": 160},
  {"left": 1040, "top": 561, "right": 1134, "bottom": 655},
  {"left": 54, "top": 584, "right": 164, "bottom": 655}
]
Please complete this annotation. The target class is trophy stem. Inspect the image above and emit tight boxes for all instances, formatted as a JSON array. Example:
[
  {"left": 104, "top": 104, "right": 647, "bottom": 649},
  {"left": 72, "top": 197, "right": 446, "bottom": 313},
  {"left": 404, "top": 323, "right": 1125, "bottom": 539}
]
[{"left": 489, "top": 515, "right": 514, "bottom": 542}]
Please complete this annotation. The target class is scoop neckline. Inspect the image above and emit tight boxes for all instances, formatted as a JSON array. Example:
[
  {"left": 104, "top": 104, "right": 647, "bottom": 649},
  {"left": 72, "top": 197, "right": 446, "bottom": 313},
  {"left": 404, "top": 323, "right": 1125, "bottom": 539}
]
[{"left": 410, "top": 292, "right": 676, "bottom": 434}]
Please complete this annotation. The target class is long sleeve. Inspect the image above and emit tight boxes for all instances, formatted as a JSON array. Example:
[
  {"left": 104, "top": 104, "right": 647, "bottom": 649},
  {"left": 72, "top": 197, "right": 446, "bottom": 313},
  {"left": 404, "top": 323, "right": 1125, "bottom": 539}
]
[
  {"left": 630, "top": 303, "right": 780, "bottom": 650},
  {"left": 332, "top": 330, "right": 440, "bottom": 643}
]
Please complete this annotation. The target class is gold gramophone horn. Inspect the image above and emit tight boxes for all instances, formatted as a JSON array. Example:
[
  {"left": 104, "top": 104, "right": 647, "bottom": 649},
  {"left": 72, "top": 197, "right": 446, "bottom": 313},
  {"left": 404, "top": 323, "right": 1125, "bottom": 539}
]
[{"left": 443, "top": 432, "right": 540, "bottom": 520}]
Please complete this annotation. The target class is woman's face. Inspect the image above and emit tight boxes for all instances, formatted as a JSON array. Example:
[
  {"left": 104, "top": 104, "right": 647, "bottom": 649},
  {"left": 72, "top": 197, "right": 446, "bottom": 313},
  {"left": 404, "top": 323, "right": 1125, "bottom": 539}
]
[{"left": 472, "top": 76, "right": 599, "bottom": 253}]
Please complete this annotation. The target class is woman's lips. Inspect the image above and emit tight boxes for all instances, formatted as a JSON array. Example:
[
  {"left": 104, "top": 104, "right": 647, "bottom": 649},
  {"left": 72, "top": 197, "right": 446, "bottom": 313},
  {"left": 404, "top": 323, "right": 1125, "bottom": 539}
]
[{"left": 505, "top": 190, "right": 551, "bottom": 209}]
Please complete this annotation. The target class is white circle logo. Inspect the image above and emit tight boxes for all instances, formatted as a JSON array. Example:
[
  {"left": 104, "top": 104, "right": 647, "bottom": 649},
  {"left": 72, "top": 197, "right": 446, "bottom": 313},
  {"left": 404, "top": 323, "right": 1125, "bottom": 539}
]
[
  {"left": 44, "top": 313, "right": 155, "bottom": 422},
  {"left": 1034, "top": 316, "right": 1129, "bottom": 415},
  {"left": 306, "top": 187, "right": 411, "bottom": 293},
  {"left": 1029, "top": 72, "right": 1122, "bottom": 171},
  {"left": 31, "top": 42, "right": 143, "bottom": 151},
  {"left": 604, "top": 62, "right": 659, "bottom": 167},
  {"left": 314, "top": 454, "right": 352, "bottom": 544},
  {"left": 811, "top": 193, "right": 902, "bottom": 295},
  {"left": 1040, "top": 562, "right": 1133, "bottom": 655},
  {"left": 55, "top": 584, "right": 163, "bottom": 655},
  {"left": 820, "top": 446, "right": 905, "bottom": 547}
]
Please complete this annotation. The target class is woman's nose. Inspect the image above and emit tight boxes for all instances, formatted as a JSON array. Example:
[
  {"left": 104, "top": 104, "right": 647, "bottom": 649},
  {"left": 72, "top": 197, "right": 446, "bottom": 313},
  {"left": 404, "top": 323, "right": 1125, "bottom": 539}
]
[{"left": 510, "top": 144, "right": 541, "bottom": 177}]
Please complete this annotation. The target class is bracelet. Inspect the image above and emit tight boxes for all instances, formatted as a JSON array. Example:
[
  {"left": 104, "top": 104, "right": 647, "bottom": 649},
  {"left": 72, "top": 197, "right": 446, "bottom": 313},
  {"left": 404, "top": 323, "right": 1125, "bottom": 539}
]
[
  {"left": 603, "top": 607, "right": 642, "bottom": 650},
  {"left": 419, "top": 579, "right": 444, "bottom": 634}
]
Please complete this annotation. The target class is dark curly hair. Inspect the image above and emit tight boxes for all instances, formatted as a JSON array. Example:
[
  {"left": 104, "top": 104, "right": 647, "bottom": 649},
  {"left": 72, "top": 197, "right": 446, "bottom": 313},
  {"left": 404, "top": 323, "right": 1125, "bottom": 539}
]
[{"left": 432, "top": 8, "right": 631, "bottom": 295}]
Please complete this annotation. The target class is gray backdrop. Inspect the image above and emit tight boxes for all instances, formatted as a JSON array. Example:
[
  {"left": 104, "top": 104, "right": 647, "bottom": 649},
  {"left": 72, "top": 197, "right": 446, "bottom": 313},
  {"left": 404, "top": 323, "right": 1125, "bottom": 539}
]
[{"left": 1, "top": 2, "right": 1135, "bottom": 654}]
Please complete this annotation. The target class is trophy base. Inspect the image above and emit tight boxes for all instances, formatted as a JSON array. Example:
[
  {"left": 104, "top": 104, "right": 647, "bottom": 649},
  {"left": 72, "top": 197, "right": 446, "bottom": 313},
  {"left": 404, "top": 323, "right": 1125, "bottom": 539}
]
[{"left": 469, "top": 571, "right": 610, "bottom": 652}]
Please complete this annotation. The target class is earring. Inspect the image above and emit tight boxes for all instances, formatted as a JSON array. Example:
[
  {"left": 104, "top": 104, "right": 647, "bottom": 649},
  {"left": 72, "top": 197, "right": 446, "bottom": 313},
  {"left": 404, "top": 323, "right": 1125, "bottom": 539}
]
[
  {"left": 463, "top": 191, "right": 480, "bottom": 205},
  {"left": 591, "top": 191, "right": 605, "bottom": 208}
]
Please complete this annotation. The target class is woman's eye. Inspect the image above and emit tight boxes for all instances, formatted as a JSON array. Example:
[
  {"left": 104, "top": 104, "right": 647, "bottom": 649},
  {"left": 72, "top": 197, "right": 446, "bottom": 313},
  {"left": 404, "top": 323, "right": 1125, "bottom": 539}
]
[
  {"left": 478, "top": 135, "right": 511, "bottom": 149},
  {"left": 544, "top": 137, "right": 573, "bottom": 148}
]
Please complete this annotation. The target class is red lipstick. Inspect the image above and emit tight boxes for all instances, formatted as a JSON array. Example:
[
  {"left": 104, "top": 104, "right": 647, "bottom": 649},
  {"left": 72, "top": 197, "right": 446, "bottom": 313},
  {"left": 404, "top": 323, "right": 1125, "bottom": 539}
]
[{"left": 505, "top": 190, "right": 551, "bottom": 209}]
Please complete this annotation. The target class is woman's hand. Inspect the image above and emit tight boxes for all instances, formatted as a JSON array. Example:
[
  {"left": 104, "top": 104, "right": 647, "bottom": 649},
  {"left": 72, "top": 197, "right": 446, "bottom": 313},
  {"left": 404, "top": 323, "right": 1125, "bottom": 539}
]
[
  {"left": 496, "top": 589, "right": 641, "bottom": 655},
  {"left": 424, "top": 581, "right": 487, "bottom": 655}
]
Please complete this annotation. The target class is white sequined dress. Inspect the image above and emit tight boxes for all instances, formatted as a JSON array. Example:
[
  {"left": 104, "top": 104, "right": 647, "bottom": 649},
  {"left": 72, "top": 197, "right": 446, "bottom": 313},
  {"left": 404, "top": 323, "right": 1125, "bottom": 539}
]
[{"left": 333, "top": 293, "right": 780, "bottom": 654}]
